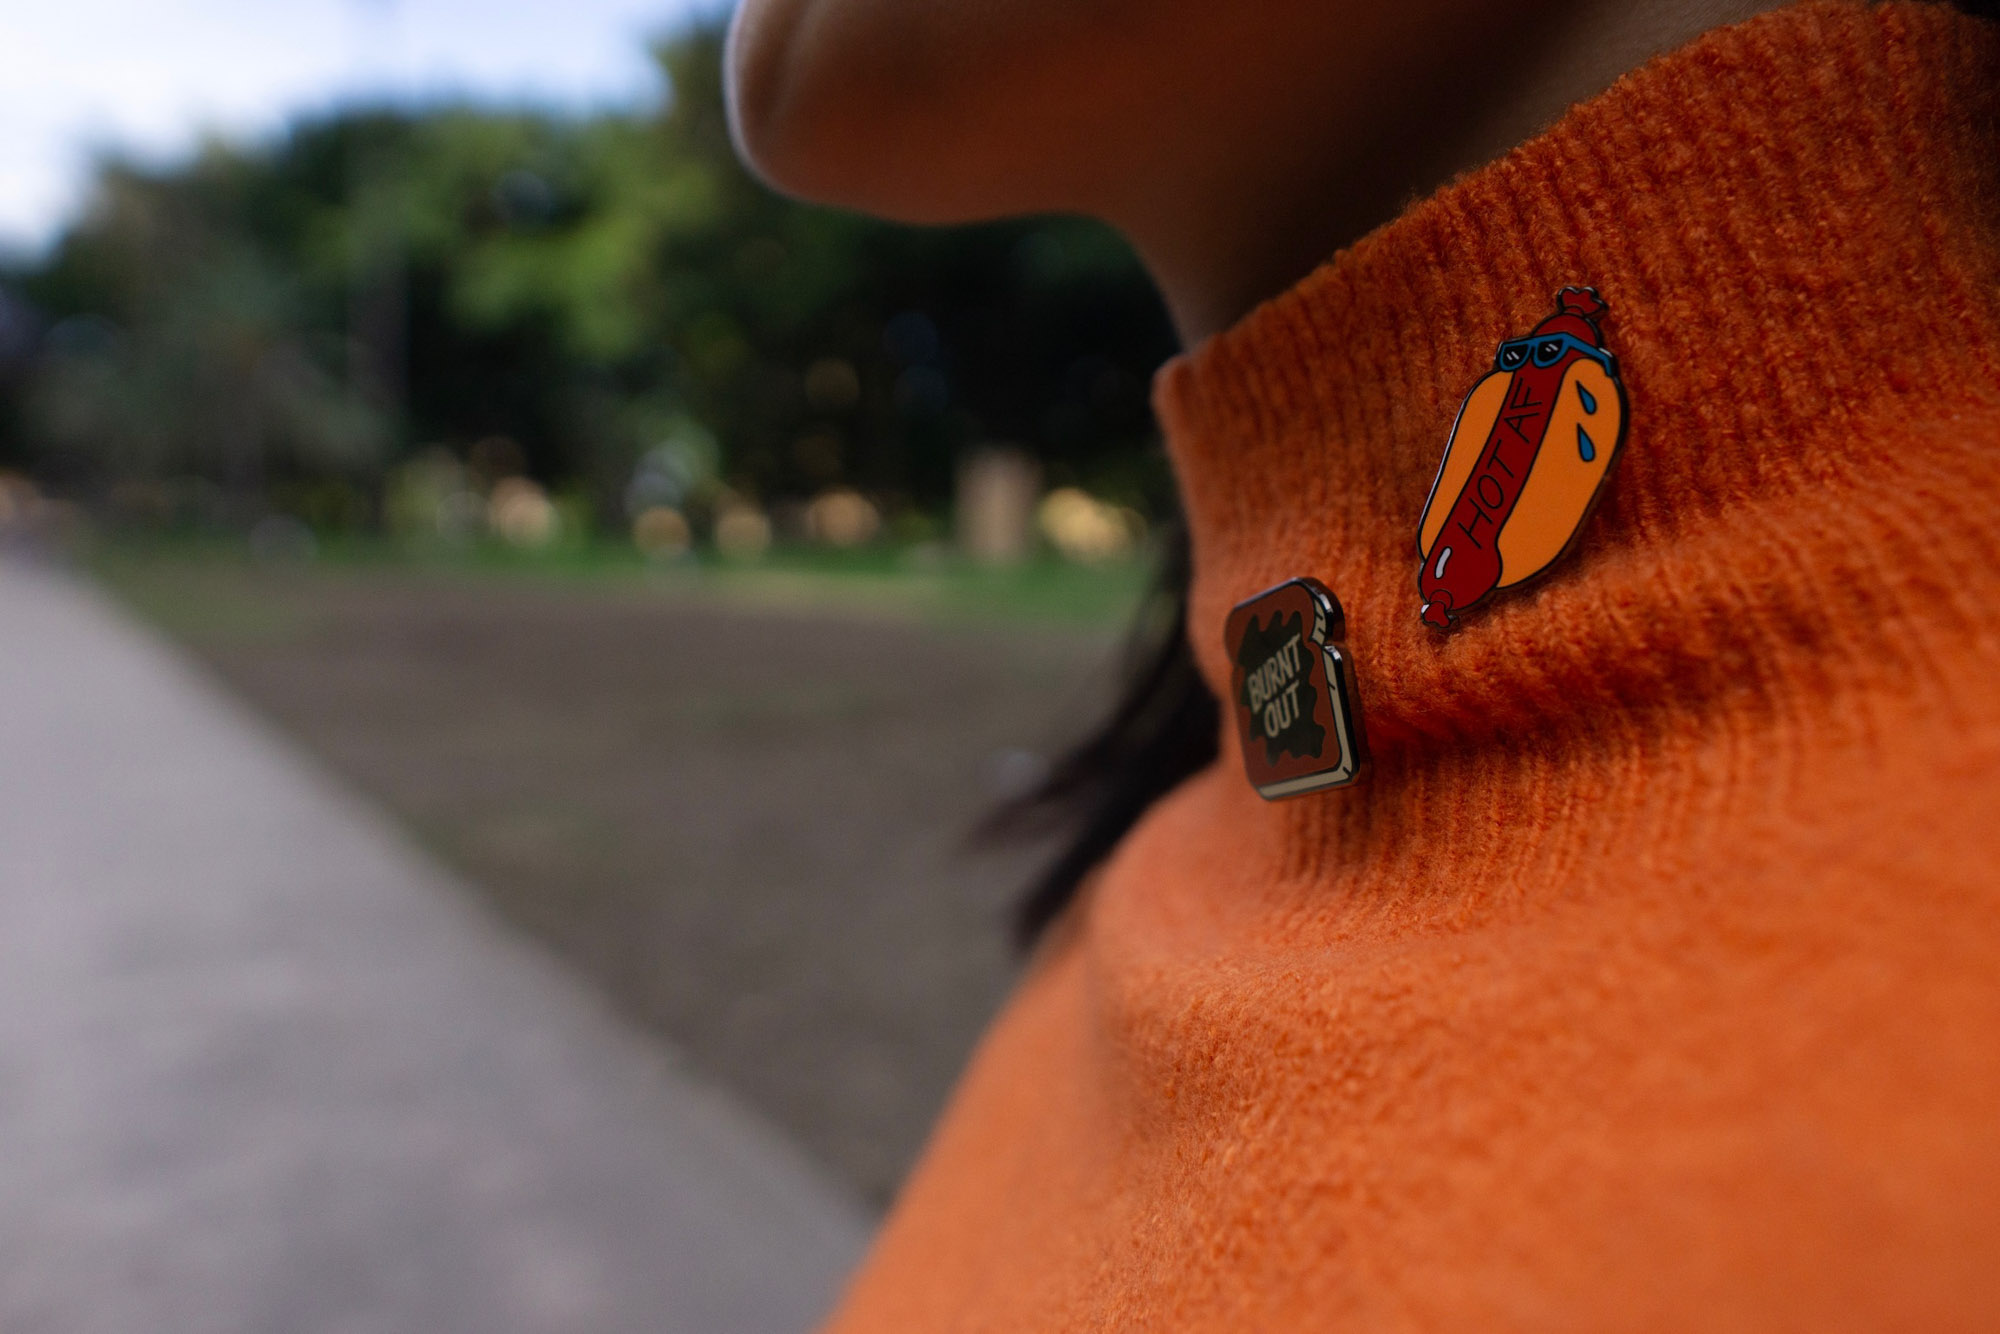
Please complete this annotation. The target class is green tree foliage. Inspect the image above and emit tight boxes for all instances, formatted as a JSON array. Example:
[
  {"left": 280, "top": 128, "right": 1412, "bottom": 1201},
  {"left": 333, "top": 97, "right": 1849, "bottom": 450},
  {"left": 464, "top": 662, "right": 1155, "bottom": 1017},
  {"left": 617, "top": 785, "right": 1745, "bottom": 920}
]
[{"left": 0, "top": 23, "right": 1177, "bottom": 532}]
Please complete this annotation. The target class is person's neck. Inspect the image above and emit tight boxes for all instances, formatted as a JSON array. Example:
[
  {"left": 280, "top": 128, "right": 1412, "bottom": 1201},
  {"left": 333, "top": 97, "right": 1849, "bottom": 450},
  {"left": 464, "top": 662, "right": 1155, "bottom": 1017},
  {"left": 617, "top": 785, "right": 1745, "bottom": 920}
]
[
  {"left": 1124, "top": 0, "right": 1789, "bottom": 346},
  {"left": 1154, "top": 0, "right": 2000, "bottom": 769}
]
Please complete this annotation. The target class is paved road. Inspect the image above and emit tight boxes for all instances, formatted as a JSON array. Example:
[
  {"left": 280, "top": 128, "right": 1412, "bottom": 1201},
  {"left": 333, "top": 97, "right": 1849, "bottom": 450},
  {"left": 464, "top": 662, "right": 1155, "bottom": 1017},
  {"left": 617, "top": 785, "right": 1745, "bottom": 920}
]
[{"left": 0, "top": 559, "right": 869, "bottom": 1333}]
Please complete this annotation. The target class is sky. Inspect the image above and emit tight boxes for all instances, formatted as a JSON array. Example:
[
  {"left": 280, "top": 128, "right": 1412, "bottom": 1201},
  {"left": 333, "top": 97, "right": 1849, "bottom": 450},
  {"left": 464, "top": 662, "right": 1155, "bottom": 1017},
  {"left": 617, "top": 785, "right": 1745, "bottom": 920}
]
[{"left": 0, "top": 0, "right": 728, "bottom": 255}]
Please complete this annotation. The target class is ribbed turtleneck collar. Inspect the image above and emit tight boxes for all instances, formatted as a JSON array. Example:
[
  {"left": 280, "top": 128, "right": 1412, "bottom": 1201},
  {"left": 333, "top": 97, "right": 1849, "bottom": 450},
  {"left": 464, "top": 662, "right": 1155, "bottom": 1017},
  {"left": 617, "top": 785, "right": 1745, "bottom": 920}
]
[{"left": 1157, "top": 0, "right": 2000, "bottom": 774}]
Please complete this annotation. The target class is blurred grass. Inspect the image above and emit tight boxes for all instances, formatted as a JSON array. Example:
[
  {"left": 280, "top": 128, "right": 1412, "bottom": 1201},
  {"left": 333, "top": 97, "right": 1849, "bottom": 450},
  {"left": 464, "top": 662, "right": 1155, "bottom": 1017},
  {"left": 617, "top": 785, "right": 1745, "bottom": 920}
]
[
  {"left": 89, "top": 535, "right": 1157, "bottom": 645},
  {"left": 78, "top": 528, "right": 1136, "bottom": 1204}
]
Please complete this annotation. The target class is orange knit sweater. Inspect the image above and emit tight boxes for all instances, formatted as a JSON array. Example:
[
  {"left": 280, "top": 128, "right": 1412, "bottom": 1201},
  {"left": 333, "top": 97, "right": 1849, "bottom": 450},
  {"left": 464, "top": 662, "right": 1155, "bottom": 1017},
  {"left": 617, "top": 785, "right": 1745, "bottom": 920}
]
[{"left": 829, "top": 4, "right": 2000, "bottom": 1328}]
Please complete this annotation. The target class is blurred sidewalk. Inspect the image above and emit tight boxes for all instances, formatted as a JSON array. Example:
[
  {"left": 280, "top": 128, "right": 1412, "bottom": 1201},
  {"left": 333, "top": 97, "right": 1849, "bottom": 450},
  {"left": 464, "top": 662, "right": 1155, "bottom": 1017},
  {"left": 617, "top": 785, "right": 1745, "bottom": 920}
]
[{"left": 0, "top": 559, "right": 868, "bottom": 1333}]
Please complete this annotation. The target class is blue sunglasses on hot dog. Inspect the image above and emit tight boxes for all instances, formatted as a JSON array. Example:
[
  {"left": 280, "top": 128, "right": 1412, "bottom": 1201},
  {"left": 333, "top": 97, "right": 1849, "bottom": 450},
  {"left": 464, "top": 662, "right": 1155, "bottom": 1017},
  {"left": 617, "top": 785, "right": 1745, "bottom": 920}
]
[{"left": 1495, "top": 332, "right": 1615, "bottom": 372}]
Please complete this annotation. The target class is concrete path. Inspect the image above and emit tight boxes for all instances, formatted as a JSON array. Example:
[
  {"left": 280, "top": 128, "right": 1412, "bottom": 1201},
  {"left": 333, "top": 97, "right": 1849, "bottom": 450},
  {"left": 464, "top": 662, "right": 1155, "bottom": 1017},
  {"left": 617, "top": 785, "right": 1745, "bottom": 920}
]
[{"left": 0, "top": 560, "right": 870, "bottom": 1333}]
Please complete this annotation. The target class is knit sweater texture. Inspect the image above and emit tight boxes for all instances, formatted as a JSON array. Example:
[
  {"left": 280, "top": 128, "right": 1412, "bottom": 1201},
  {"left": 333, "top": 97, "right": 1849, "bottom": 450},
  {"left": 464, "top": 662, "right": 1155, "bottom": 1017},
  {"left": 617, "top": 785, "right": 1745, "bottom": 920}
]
[{"left": 826, "top": 4, "right": 2000, "bottom": 1328}]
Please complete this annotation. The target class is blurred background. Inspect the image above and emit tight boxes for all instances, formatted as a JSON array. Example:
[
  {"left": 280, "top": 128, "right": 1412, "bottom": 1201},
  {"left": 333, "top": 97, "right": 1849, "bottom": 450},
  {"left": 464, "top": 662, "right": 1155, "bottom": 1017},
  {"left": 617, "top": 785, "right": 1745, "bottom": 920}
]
[{"left": 0, "top": 0, "right": 1182, "bottom": 1294}]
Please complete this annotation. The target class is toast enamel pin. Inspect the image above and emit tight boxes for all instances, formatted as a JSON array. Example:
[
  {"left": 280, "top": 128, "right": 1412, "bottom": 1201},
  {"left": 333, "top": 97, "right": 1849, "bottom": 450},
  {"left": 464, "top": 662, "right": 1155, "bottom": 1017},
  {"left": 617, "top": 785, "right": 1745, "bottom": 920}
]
[
  {"left": 1224, "top": 577, "right": 1367, "bottom": 799},
  {"left": 1416, "top": 287, "right": 1627, "bottom": 629}
]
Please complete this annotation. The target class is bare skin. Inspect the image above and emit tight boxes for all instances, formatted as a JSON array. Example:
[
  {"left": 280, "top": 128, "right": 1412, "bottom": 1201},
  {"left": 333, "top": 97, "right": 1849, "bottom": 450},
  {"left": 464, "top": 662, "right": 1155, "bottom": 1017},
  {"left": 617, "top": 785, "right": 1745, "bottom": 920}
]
[{"left": 728, "top": 0, "right": 1789, "bottom": 344}]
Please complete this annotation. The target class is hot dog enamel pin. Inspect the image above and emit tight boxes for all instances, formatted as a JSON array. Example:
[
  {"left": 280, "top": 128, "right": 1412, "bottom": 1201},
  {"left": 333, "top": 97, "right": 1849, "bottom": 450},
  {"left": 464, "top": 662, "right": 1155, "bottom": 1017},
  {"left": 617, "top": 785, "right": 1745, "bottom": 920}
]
[
  {"left": 1224, "top": 577, "right": 1367, "bottom": 799},
  {"left": 1416, "top": 287, "right": 1627, "bottom": 629}
]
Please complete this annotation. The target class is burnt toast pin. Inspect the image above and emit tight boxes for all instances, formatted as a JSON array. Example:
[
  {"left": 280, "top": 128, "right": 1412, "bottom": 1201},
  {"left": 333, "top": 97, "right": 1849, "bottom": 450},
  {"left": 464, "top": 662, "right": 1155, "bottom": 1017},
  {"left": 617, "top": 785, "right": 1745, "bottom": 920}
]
[
  {"left": 1416, "top": 286, "right": 1628, "bottom": 629},
  {"left": 1224, "top": 577, "right": 1367, "bottom": 799}
]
